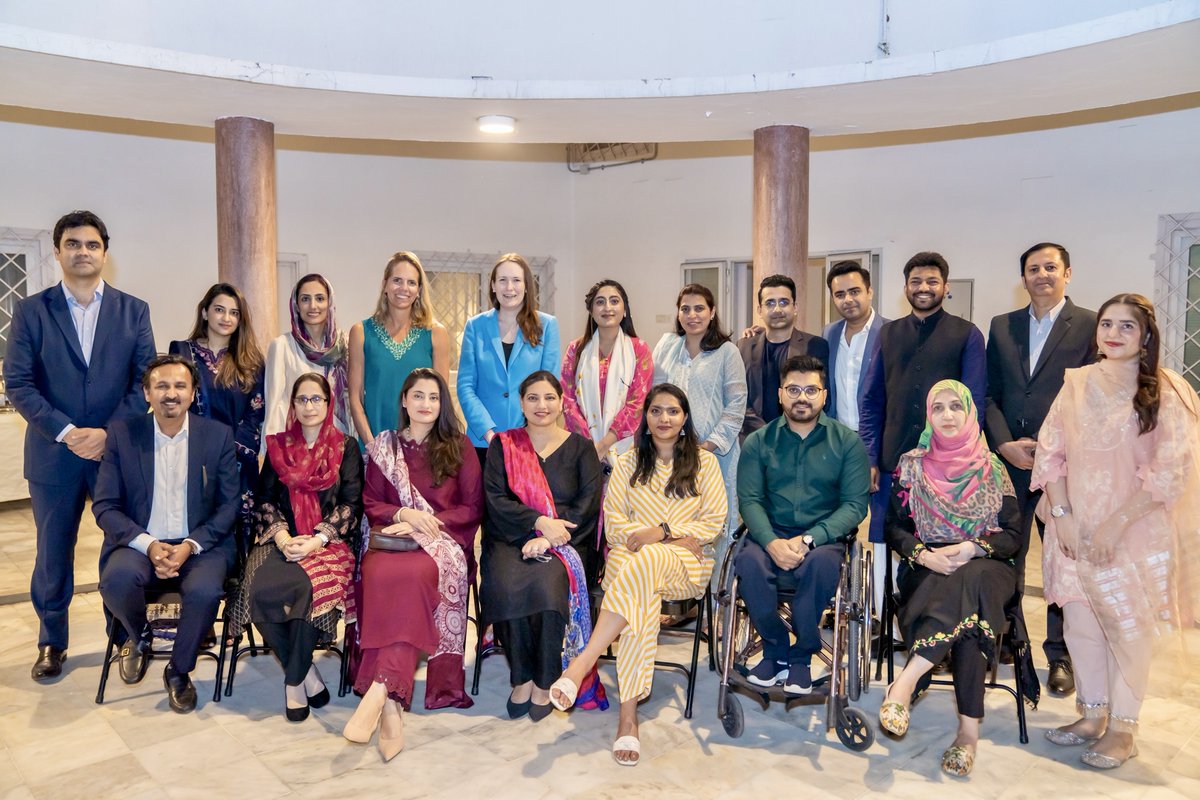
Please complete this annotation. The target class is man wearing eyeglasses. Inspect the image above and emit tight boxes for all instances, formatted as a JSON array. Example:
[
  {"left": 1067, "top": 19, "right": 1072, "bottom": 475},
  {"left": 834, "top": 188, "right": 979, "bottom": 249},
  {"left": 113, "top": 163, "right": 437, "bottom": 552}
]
[
  {"left": 735, "top": 355, "right": 870, "bottom": 694},
  {"left": 738, "top": 274, "right": 828, "bottom": 442}
]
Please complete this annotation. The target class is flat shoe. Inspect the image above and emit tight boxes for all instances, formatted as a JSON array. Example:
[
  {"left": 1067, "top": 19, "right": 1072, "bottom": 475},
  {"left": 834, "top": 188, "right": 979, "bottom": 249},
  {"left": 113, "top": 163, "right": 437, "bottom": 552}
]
[
  {"left": 612, "top": 735, "right": 641, "bottom": 766},
  {"left": 549, "top": 676, "right": 579, "bottom": 711},
  {"left": 285, "top": 702, "right": 310, "bottom": 723},
  {"left": 878, "top": 683, "right": 910, "bottom": 737},
  {"left": 1044, "top": 727, "right": 1091, "bottom": 746},
  {"left": 506, "top": 693, "right": 532, "bottom": 720},
  {"left": 307, "top": 685, "right": 331, "bottom": 709},
  {"left": 1082, "top": 743, "right": 1138, "bottom": 770},
  {"left": 941, "top": 745, "right": 975, "bottom": 777},
  {"left": 528, "top": 702, "right": 553, "bottom": 722}
]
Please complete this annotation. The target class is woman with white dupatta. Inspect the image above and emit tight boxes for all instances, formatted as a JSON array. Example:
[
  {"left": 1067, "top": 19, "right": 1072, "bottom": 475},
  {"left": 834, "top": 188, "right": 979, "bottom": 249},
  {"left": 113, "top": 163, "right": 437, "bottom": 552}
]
[{"left": 561, "top": 280, "right": 653, "bottom": 470}]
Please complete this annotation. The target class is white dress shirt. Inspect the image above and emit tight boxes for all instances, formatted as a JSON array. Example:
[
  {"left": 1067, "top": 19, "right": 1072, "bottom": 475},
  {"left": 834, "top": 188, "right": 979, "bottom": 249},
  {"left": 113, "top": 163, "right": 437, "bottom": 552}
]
[
  {"left": 1028, "top": 297, "right": 1067, "bottom": 376},
  {"left": 55, "top": 280, "right": 105, "bottom": 442},
  {"left": 131, "top": 415, "right": 200, "bottom": 555},
  {"left": 834, "top": 310, "right": 875, "bottom": 431}
]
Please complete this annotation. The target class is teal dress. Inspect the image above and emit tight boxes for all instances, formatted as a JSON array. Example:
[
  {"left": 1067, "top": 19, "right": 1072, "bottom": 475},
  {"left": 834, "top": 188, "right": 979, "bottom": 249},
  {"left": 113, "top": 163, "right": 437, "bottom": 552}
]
[{"left": 362, "top": 318, "right": 434, "bottom": 440}]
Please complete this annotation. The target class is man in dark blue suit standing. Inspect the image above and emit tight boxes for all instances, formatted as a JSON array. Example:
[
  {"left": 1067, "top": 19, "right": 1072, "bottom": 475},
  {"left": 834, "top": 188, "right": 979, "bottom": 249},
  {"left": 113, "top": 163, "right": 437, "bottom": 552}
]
[
  {"left": 3, "top": 210, "right": 156, "bottom": 681},
  {"left": 93, "top": 354, "right": 239, "bottom": 712}
]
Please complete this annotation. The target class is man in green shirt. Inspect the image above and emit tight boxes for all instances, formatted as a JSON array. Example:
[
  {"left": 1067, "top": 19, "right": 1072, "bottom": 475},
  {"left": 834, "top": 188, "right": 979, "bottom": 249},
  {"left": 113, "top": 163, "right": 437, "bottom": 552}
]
[{"left": 735, "top": 354, "right": 870, "bottom": 693}]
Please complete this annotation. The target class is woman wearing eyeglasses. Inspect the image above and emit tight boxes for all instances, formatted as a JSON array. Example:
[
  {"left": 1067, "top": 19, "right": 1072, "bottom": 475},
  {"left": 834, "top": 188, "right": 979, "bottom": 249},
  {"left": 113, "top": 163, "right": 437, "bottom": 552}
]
[{"left": 230, "top": 372, "right": 363, "bottom": 722}]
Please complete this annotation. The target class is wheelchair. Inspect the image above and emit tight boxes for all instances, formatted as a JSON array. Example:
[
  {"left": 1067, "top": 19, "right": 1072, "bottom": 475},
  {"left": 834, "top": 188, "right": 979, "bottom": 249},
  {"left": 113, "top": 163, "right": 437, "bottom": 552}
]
[{"left": 714, "top": 525, "right": 875, "bottom": 751}]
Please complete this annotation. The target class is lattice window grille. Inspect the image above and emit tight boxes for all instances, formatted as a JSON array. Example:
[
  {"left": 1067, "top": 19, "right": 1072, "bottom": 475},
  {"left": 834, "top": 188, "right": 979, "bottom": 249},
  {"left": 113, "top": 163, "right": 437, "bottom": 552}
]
[
  {"left": 0, "top": 251, "right": 27, "bottom": 360},
  {"left": 1154, "top": 213, "right": 1200, "bottom": 392}
]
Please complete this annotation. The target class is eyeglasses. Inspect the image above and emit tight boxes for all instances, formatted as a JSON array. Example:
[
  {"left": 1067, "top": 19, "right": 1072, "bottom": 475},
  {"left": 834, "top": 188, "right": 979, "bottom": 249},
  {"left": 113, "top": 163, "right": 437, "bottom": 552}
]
[
  {"left": 782, "top": 385, "right": 825, "bottom": 399},
  {"left": 762, "top": 298, "right": 792, "bottom": 310},
  {"left": 294, "top": 395, "right": 328, "bottom": 407}
]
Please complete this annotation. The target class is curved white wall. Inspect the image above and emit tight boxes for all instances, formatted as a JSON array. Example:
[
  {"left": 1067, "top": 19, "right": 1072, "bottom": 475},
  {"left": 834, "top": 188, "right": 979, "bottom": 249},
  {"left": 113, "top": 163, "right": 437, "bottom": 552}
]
[{"left": 0, "top": 0, "right": 1164, "bottom": 82}]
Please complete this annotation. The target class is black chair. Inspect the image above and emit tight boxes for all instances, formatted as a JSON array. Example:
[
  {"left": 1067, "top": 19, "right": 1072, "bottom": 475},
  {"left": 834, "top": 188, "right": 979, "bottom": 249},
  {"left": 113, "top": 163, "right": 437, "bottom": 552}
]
[
  {"left": 223, "top": 622, "right": 353, "bottom": 698},
  {"left": 877, "top": 554, "right": 1031, "bottom": 744},
  {"left": 96, "top": 586, "right": 232, "bottom": 705},
  {"left": 469, "top": 572, "right": 497, "bottom": 696}
]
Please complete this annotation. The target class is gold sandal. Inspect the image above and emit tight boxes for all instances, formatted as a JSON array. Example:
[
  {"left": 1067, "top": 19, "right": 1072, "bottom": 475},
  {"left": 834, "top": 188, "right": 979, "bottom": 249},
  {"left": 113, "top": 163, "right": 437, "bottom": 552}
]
[
  {"left": 941, "top": 745, "right": 975, "bottom": 777},
  {"left": 878, "top": 683, "right": 910, "bottom": 736}
]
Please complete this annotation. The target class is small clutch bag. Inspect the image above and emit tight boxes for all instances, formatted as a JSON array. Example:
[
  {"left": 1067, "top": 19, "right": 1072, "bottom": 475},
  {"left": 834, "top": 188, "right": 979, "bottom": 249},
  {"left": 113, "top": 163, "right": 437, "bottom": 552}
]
[{"left": 367, "top": 527, "right": 421, "bottom": 552}]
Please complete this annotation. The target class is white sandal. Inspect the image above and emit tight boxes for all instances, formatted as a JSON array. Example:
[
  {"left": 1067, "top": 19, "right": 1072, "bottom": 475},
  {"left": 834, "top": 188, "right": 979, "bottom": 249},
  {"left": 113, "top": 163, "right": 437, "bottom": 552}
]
[
  {"left": 612, "top": 735, "right": 641, "bottom": 766},
  {"left": 549, "top": 676, "right": 578, "bottom": 711}
]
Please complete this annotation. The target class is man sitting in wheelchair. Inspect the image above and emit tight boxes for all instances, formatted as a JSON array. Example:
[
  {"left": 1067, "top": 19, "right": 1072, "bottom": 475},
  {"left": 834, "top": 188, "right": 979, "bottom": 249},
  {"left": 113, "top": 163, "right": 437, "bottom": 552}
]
[{"left": 735, "top": 355, "right": 870, "bottom": 694}]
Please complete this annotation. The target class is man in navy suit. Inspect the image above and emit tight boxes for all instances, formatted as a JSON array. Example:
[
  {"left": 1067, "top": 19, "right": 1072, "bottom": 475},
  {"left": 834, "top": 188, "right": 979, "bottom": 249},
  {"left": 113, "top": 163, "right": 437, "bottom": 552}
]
[
  {"left": 93, "top": 354, "right": 239, "bottom": 713},
  {"left": 821, "top": 261, "right": 889, "bottom": 603},
  {"left": 738, "top": 274, "right": 829, "bottom": 441},
  {"left": 3, "top": 210, "right": 156, "bottom": 681},
  {"left": 984, "top": 242, "right": 1096, "bottom": 696}
]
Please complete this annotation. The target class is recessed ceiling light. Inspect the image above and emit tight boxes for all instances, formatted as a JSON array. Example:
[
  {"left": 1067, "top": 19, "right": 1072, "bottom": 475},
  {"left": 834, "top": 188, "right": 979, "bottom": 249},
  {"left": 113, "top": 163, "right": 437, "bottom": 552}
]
[{"left": 478, "top": 115, "right": 516, "bottom": 134}]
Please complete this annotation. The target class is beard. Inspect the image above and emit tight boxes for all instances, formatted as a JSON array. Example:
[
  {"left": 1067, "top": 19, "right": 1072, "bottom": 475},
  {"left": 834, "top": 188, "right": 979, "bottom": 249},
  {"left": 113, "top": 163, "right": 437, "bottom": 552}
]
[{"left": 785, "top": 401, "right": 819, "bottom": 423}]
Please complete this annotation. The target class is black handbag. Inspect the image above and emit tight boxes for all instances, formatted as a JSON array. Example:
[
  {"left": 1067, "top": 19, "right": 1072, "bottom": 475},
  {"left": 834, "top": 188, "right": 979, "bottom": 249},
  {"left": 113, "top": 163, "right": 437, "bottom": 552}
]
[{"left": 367, "top": 527, "right": 421, "bottom": 552}]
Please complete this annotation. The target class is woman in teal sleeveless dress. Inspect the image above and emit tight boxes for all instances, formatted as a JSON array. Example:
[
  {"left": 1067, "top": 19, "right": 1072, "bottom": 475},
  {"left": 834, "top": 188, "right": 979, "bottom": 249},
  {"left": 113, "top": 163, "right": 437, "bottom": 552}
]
[{"left": 349, "top": 252, "right": 451, "bottom": 446}]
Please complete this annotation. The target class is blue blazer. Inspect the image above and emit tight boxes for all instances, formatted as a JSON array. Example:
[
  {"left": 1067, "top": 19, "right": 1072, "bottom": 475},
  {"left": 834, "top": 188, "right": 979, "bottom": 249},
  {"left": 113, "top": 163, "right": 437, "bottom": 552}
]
[
  {"left": 3, "top": 283, "right": 156, "bottom": 484},
  {"left": 92, "top": 413, "right": 240, "bottom": 570},
  {"left": 822, "top": 313, "right": 888, "bottom": 425},
  {"left": 457, "top": 309, "right": 561, "bottom": 447}
]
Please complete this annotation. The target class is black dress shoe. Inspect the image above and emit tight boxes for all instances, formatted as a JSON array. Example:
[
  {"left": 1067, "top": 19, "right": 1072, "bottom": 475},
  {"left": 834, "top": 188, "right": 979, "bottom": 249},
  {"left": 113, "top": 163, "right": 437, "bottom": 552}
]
[
  {"left": 307, "top": 685, "right": 331, "bottom": 709},
  {"left": 528, "top": 702, "right": 554, "bottom": 722},
  {"left": 285, "top": 698, "right": 311, "bottom": 723},
  {"left": 119, "top": 638, "right": 151, "bottom": 685},
  {"left": 1047, "top": 659, "right": 1076, "bottom": 697},
  {"left": 163, "top": 663, "right": 198, "bottom": 713},
  {"left": 31, "top": 645, "right": 66, "bottom": 682},
  {"left": 506, "top": 693, "right": 532, "bottom": 719}
]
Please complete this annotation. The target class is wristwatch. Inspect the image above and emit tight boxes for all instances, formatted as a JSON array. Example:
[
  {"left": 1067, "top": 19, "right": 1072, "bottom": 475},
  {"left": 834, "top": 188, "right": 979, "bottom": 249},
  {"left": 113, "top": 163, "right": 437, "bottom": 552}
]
[
  {"left": 801, "top": 534, "right": 815, "bottom": 548},
  {"left": 1050, "top": 505, "right": 1072, "bottom": 518},
  {"left": 660, "top": 522, "right": 672, "bottom": 541}
]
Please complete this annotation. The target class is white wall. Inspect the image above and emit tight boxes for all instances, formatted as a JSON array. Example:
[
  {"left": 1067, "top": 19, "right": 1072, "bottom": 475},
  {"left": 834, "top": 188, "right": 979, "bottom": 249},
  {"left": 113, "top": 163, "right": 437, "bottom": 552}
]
[
  {"left": 1, "top": 106, "right": 1197, "bottom": 355},
  {"left": 571, "top": 107, "right": 1200, "bottom": 342}
]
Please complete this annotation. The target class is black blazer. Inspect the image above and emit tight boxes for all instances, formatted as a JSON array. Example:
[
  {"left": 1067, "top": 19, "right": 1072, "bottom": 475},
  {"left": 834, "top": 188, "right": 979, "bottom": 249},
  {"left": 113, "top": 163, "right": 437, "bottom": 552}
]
[
  {"left": 92, "top": 413, "right": 240, "bottom": 569},
  {"left": 984, "top": 297, "right": 1097, "bottom": 456},
  {"left": 737, "top": 328, "right": 829, "bottom": 439},
  {"left": 3, "top": 283, "right": 155, "bottom": 484}
]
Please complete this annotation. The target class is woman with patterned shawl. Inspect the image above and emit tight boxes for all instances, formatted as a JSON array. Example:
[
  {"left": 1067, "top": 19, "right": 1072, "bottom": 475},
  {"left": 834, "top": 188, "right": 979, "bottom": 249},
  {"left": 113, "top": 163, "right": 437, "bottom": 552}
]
[
  {"left": 344, "top": 369, "right": 483, "bottom": 762},
  {"left": 263, "top": 273, "right": 351, "bottom": 440},
  {"left": 1033, "top": 294, "right": 1200, "bottom": 770},
  {"left": 482, "top": 371, "right": 606, "bottom": 721},
  {"left": 231, "top": 373, "right": 363, "bottom": 723},
  {"left": 881, "top": 379, "right": 1021, "bottom": 778}
]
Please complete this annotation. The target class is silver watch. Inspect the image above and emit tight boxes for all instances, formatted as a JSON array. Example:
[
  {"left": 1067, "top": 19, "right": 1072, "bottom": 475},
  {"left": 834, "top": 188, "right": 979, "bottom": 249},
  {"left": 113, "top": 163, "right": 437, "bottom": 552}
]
[{"left": 1050, "top": 505, "right": 1071, "bottom": 518}]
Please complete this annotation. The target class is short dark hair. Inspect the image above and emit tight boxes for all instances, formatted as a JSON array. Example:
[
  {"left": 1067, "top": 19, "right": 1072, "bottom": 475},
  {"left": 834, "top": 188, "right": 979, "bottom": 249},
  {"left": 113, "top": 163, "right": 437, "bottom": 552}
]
[
  {"left": 757, "top": 274, "right": 796, "bottom": 305},
  {"left": 1019, "top": 242, "right": 1070, "bottom": 275},
  {"left": 142, "top": 354, "right": 200, "bottom": 391},
  {"left": 903, "top": 251, "right": 949, "bottom": 281},
  {"left": 781, "top": 354, "right": 826, "bottom": 388},
  {"left": 53, "top": 210, "right": 110, "bottom": 251},
  {"left": 826, "top": 260, "right": 871, "bottom": 291}
]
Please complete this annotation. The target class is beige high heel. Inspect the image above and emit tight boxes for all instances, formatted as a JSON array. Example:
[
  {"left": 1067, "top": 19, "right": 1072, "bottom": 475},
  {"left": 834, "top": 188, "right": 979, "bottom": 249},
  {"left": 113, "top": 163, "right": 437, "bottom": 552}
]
[
  {"left": 378, "top": 701, "right": 405, "bottom": 762},
  {"left": 343, "top": 690, "right": 385, "bottom": 744}
]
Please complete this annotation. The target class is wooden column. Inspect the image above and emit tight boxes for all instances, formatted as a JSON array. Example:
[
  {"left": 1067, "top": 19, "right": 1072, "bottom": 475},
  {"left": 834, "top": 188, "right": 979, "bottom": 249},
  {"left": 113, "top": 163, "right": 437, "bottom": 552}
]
[
  {"left": 752, "top": 125, "right": 810, "bottom": 327},
  {"left": 215, "top": 116, "right": 278, "bottom": 349}
]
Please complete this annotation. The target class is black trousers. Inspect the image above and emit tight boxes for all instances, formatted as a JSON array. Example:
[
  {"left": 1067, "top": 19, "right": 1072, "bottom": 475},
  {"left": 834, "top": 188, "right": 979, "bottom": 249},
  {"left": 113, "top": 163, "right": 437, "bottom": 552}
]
[
  {"left": 494, "top": 611, "right": 565, "bottom": 689},
  {"left": 256, "top": 620, "right": 321, "bottom": 685},
  {"left": 28, "top": 467, "right": 98, "bottom": 648},
  {"left": 99, "top": 546, "right": 227, "bottom": 673},
  {"left": 735, "top": 540, "right": 843, "bottom": 665},
  {"left": 1006, "top": 463, "right": 1068, "bottom": 663},
  {"left": 914, "top": 631, "right": 990, "bottom": 719}
]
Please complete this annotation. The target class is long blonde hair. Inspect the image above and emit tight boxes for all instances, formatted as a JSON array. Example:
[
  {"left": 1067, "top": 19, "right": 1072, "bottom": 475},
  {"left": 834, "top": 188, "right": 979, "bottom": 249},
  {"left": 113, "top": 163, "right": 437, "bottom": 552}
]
[{"left": 372, "top": 251, "right": 433, "bottom": 329}]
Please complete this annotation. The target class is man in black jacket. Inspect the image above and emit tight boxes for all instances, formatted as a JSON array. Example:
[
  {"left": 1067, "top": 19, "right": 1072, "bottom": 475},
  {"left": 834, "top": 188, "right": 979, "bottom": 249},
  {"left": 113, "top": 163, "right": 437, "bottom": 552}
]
[{"left": 985, "top": 242, "right": 1096, "bottom": 697}]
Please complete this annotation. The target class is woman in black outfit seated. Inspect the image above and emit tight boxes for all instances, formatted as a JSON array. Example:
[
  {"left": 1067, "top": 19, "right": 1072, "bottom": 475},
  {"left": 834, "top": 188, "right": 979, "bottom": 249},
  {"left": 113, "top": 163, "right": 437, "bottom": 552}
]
[
  {"left": 880, "top": 379, "right": 1020, "bottom": 777},
  {"left": 231, "top": 372, "right": 363, "bottom": 721},
  {"left": 481, "top": 370, "right": 605, "bottom": 720}
]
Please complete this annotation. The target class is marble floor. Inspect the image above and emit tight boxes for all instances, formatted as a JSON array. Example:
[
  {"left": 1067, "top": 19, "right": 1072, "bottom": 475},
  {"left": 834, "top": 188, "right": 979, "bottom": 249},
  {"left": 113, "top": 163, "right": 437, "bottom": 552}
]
[{"left": 0, "top": 503, "right": 1197, "bottom": 799}]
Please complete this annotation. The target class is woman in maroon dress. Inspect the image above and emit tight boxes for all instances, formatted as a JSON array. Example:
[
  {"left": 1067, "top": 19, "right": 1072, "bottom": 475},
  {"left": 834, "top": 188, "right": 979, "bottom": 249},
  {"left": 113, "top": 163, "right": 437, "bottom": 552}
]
[{"left": 344, "top": 368, "right": 483, "bottom": 761}]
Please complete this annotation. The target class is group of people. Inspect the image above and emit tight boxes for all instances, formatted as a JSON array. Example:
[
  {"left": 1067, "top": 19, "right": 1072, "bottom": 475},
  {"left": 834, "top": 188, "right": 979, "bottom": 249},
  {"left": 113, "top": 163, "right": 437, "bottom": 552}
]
[{"left": 5, "top": 210, "right": 1196, "bottom": 776}]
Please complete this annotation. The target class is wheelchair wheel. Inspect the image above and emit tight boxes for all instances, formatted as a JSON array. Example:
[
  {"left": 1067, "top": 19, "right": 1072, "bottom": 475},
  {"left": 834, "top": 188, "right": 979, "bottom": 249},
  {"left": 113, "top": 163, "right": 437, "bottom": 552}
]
[
  {"left": 720, "top": 692, "right": 744, "bottom": 738},
  {"left": 846, "top": 544, "right": 865, "bottom": 701},
  {"left": 835, "top": 706, "right": 874, "bottom": 752}
]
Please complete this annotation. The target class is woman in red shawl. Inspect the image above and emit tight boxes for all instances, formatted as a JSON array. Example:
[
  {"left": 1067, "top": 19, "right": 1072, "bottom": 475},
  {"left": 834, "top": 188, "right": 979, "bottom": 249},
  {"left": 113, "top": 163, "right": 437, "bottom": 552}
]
[
  {"left": 880, "top": 380, "right": 1021, "bottom": 778},
  {"left": 231, "top": 372, "right": 363, "bottom": 722}
]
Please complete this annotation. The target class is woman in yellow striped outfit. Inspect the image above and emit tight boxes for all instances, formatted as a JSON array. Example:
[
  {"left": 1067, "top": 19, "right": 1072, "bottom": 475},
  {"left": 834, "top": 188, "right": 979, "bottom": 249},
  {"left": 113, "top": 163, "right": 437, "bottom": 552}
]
[{"left": 550, "top": 383, "right": 727, "bottom": 765}]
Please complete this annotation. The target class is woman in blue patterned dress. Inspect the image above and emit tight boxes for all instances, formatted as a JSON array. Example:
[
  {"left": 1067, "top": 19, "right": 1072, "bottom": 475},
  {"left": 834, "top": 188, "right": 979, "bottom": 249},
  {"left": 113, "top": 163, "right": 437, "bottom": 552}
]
[
  {"left": 348, "top": 252, "right": 451, "bottom": 447},
  {"left": 169, "top": 282, "right": 266, "bottom": 533}
]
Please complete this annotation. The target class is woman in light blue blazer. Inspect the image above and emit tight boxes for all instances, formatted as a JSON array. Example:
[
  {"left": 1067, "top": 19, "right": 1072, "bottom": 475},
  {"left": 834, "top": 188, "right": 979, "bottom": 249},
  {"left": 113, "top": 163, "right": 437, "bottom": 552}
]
[{"left": 457, "top": 253, "right": 561, "bottom": 463}]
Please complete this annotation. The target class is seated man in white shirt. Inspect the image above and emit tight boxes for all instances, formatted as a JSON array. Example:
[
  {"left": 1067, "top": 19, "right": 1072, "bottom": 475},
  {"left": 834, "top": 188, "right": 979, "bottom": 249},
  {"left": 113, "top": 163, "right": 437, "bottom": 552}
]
[{"left": 94, "top": 354, "right": 240, "bottom": 713}]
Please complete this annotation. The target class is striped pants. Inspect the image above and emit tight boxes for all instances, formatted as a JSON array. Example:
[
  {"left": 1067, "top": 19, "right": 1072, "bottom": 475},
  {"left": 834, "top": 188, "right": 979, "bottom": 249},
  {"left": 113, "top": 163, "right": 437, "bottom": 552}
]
[{"left": 602, "top": 544, "right": 704, "bottom": 703}]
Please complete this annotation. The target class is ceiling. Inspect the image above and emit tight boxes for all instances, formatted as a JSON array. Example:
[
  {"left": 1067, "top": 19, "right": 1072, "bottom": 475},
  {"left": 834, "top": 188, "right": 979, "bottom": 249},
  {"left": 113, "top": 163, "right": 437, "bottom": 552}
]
[{"left": 0, "top": 16, "right": 1197, "bottom": 143}]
